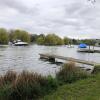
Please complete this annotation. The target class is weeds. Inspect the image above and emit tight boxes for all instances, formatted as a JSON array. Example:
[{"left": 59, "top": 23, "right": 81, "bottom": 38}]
[
  {"left": 92, "top": 65, "right": 100, "bottom": 74},
  {"left": 0, "top": 70, "right": 58, "bottom": 100},
  {"left": 0, "top": 63, "right": 90, "bottom": 100},
  {"left": 56, "top": 62, "right": 89, "bottom": 83},
  {"left": 0, "top": 71, "right": 16, "bottom": 86}
]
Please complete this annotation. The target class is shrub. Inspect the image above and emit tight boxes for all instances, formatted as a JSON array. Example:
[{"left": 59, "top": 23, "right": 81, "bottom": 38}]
[
  {"left": 56, "top": 62, "right": 89, "bottom": 83},
  {"left": 92, "top": 65, "right": 100, "bottom": 74}
]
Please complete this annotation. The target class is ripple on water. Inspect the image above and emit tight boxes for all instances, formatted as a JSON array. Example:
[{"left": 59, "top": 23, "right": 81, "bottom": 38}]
[{"left": 0, "top": 45, "right": 99, "bottom": 76}]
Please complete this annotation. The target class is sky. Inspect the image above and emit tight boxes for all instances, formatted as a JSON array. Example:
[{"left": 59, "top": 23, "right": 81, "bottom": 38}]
[{"left": 0, "top": 0, "right": 100, "bottom": 39}]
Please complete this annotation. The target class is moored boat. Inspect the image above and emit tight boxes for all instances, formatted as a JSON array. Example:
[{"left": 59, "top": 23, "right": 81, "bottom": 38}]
[
  {"left": 13, "top": 40, "right": 28, "bottom": 46},
  {"left": 77, "top": 43, "right": 94, "bottom": 53}
]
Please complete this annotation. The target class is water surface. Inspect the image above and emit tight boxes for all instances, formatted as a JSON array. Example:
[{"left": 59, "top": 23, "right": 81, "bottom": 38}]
[{"left": 0, "top": 45, "right": 100, "bottom": 75}]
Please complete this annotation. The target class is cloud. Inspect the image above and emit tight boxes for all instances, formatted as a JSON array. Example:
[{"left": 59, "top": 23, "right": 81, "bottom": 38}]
[
  {"left": 0, "top": 0, "right": 39, "bottom": 15},
  {"left": 0, "top": 0, "right": 100, "bottom": 39}
]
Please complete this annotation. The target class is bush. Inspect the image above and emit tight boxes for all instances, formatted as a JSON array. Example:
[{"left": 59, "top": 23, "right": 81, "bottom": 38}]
[
  {"left": 92, "top": 65, "right": 100, "bottom": 74},
  {"left": 56, "top": 62, "right": 89, "bottom": 83}
]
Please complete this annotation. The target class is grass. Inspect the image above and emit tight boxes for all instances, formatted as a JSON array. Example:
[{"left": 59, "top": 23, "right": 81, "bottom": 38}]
[
  {"left": 0, "top": 71, "right": 17, "bottom": 86},
  {"left": 56, "top": 62, "right": 89, "bottom": 83},
  {"left": 0, "top": 70, "right": 58, "bottom": 100},
  {"left": 92, "top": 65, "right": 100, "bottom": 74},
  {"left": 42, "top": 66, "right": 100, "bottom": 100},
  {"left": 0, "top": 63, "right": 99, "bottom": 100}
]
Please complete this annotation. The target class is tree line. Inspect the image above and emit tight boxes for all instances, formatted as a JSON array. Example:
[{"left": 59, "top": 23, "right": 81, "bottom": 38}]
[
  {"left": 36, "top": 34, "right": 77, "bottom": 45},
  {"left": 0, "top": 28, "right": 30, "bottom": 44},
  {"left": 0, "top": 28, "right": 71, "bottom": 45},
  {"left": 0, "top": 28, "right": 96, "bottom": 45}
]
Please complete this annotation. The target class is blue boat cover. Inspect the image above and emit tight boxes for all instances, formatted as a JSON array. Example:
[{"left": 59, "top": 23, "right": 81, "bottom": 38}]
[{"left": 78, "top": 43, "right": 87, "bottom": 48}]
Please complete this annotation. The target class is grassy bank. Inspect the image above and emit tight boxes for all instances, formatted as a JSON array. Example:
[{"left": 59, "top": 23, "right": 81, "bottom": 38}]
[
  {"left": 0, "top": 71, "right": 58, "bottom": 100},
  {"left": 0, "top": 63, "right": 99, "bottom": 100},
  {"left": 42, "top": 66, "right": 100, "bottom": 100}
]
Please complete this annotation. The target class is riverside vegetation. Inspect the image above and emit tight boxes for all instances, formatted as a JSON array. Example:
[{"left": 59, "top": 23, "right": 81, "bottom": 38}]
[
  {"left": 42, "top": 65, "right": 100, "bottom": 100},
  {"left": 0, "top": 62, "right": 95, "bottom": 100},
  {"left": 0, "top": 28, "right": 96, "bottom": 46},
  {"left": 0, "top": 28, "right": 73, "bottom": 45}
]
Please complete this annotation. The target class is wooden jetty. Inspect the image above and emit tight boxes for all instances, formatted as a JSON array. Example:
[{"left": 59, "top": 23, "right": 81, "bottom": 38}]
[{"left": 39, "top": 53, "right": 100, "bottom": 66}]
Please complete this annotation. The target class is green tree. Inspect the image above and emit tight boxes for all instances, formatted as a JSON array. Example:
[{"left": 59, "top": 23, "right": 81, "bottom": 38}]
[
  {"left": 45, "top": 34, "right": 57, "bottom": 45},
  {"left": 37, "top": 37, "right": 45, "bottom": 45},
  {"left": 13, "top": 30, "right": 31, "bottom": 43},
  {"left": 72, "top": 39, "right": 78, "bottom": 45},
  {"left": 8, "top": 30, "right": 15, "bottom": 42},
  {"left": 30, "top": 34, "right": 38, "bottom": 43},
  {"left": 45, "top": 34, "right": 64, "bottom": 45},
  {"left": 55, "top": 35, "right": 64, "bottom": 45},
  {"left": 0, "top": 28, "right": 9, "bottom": 44},
  {"left": 63, "top": 37, "right": 69, "bottom": 45}
]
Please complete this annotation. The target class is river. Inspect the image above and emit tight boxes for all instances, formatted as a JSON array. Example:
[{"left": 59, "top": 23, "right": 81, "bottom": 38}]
[{"left": 0, "top": 45, "right": 100, "bottom": 76}]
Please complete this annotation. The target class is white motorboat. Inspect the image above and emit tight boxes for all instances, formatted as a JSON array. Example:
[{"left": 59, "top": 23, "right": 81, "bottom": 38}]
[{"left": 13, "top": 40, "right": 28, "bottom": 46}]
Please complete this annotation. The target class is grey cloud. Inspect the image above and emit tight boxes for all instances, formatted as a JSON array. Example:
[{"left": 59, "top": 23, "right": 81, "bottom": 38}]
[
  {"left": 51, "top": 18, "right": 81, "bottom": 27},
  {"left": 0, "top": 0, "right": 100, "bottom": 39},
  {"left": 0, "top": 0, "right": 39, "bottom": 15}
]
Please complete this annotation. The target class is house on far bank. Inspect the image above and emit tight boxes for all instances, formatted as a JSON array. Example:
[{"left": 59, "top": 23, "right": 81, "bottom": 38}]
[{"left": 95, "top": 39, "right": 100, "bottom": 47}]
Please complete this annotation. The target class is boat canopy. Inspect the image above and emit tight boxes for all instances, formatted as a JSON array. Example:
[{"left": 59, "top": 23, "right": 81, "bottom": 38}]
[{"left": 78, "top": 43, "right": 87, "bottom": 48}]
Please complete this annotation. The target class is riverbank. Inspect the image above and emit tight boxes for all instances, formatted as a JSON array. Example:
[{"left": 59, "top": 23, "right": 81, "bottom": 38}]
[
  {"left": 0, "top": 63, "right": 90, "bottom": 100},
  {"left": 42, "top": 72, "right": 100, "bottom": 100}
]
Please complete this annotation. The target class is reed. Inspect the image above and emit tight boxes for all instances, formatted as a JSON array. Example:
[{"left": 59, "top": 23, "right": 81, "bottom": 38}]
[
  {"left": 56, "top": 62, "right": 89, "bottom": 83},
  {"left": 0, "top": 63, "right": 89, "bottom": 100},
  {"left": 0, "top": 70, "right": 58, "bottom": 100},
  {"left": 0, "top": 71, "right": 17, "bottom": 86}
]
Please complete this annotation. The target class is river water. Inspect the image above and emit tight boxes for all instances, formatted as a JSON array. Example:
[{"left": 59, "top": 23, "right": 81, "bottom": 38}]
[{"left": 0, "top": 45, "right": 100, "bottom": 76}]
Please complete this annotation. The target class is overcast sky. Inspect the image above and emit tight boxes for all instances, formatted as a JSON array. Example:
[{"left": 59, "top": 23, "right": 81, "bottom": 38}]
[{"left": 0, "top": 0, "right": 100, "bottom": 39}]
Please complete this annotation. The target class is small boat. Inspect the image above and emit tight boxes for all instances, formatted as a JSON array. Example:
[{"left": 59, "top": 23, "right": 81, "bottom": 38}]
[
  {"left": 13, "top": 40, "right": 28, "bottom": 46},
  {"left": 77, "top": 43, "right": 94, "bottom": 53},
  {"left": 67, "top": 40, "right": 74, "bottom": 48},
  {"left": 77, "top": 43, "right": 87, "bottom": 52},
  {"left": 67, "top": 45, "right": 74, "bottom": 48},
  {"left": 78, "top": 43, "right": 87, "bottom": 48}
]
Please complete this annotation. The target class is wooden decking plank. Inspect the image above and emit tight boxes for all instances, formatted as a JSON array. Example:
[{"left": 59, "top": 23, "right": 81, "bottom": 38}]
[{"left": 39, "top": 53, "right": 100, "bottom": 66}]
